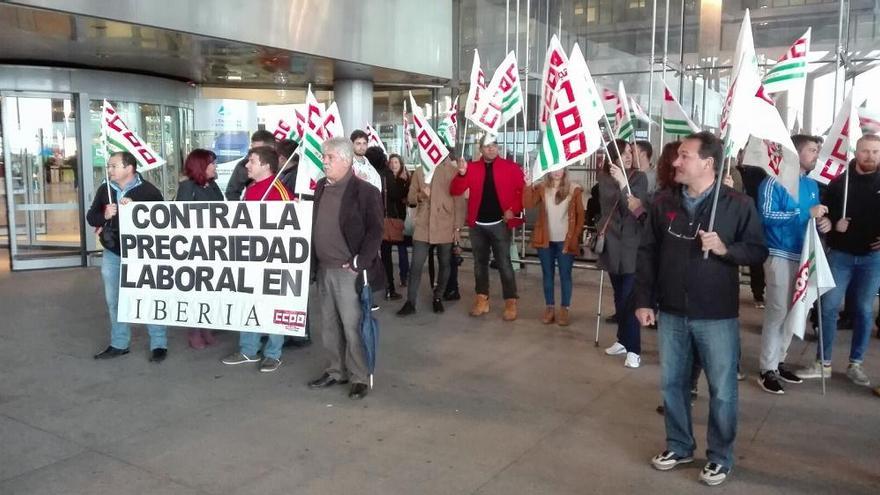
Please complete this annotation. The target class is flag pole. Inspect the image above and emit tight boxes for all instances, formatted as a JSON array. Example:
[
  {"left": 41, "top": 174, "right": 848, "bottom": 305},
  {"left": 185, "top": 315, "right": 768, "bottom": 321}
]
[
  {"left": 703, "top": 156, "right": 727, "bottom": 260},
  {"left": 601, "top": 113, "right": 632, "bottom": 195},
  {"left": 594, "top": 270, "right": 605, "bottom": 347},
  {"left": 842, "top": 165, "right": 850, "bottom": 219},
  {"left": 259, "top": 152, "right": 297, "bottom": 201},
  {"left": 101, "top": 100, "right": 112, "bottom": 203},
  {"left": 815, "top": 236, "right": 827, "bottom": 396}
]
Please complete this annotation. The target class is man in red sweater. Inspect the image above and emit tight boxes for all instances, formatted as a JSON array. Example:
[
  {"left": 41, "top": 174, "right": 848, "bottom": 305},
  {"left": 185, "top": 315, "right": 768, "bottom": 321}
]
[
  {"left": 221, "top": 146, "right": 292, "bottom": 372},
  {"left": 451, "top": 136, "right": 525, "bottom": 321}
]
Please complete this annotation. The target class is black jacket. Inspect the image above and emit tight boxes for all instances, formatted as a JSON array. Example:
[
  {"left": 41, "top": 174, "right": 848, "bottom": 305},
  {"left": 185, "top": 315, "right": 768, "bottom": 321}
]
[
  {"left": 634, "top": 184, "right": 768, "bottom": 320},
  {"left": 174, "top": 179, "right": 224, "bottom": 202},
  {"left": 383, "top": 172, "right": 409, "bottom": 220},
  {"left": 311, "top": 174, "right": 386, "bottom": 292},
  {"left": 224, "top": 156, "right": 250, "bottom": 200},
  {"left": 86, "top": 176, "right": 164, "bottom": 254},
  {"left": 824, "top": 164, "right": 880, "bottom": 255}
]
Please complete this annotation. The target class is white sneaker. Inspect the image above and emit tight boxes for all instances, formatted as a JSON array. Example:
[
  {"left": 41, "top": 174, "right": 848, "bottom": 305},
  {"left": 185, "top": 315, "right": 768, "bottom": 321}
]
[
  {"left": 795, "top": 360, "right": 831, "bottom": 379},
  {"left": 625, "top": 352, "right": 641, "bottom": 368},
  {"left": 605, "top": 342, "right": 626, "bottom": 356},
  {"left": 846, "top": 363, "right": 871, "bottom": 386}
]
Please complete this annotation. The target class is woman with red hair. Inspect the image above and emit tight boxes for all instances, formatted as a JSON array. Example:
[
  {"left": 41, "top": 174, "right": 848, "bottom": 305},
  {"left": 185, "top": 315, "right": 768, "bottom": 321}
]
[{"left": 175, "top": 148, "right": 224, "bottom": 349}]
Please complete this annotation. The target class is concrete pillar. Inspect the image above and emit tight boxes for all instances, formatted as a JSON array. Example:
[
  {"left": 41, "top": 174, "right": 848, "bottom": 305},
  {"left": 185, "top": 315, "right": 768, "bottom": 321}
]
[{"left": 334, "top": 79, "right": 373, "bottom": 136}]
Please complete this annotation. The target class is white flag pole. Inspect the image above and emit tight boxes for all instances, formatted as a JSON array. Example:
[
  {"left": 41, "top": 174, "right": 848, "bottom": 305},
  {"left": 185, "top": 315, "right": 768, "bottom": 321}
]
[
  {"left": 842, "top": 167, "right": 850, "bottom": 219},
  {"left": 101, "top": 100, "right": 112, "bottom": 204},
  {"left": 601, "top": 113, "right": 632, "bottom": 195},
  {"left": 703, "top": 155, "right": 727, "bottom": 260},
  {"left": 594, "top": 270, "right": 605, "bottom": 347},
  {"left": 811, "top": 221, "right": 827, "bottom": 395},
  {"left": 259, "top": 152, "right": 297, "bottom": 201}
]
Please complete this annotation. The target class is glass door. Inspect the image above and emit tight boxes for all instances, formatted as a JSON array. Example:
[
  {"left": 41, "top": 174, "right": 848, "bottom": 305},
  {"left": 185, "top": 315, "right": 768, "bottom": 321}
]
[{"left": 1, "top": 93, "right": 84, "bottom": 270}]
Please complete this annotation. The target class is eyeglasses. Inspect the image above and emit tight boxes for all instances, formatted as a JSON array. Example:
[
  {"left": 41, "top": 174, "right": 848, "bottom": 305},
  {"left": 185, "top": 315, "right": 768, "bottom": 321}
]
[{"left": 667, "top": 220, "right": 701, "bottom": 240}]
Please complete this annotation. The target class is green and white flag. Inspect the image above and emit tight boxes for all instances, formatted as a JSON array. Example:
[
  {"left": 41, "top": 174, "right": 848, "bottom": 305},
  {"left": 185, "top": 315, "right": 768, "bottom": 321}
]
[
  {"left": 532, "top": 43, "right": 603, "bottom": 183},
  {"left": 661, "top": 81, "right": 699, "bottom": 136},
  {"left": 437, "top": 96, "right": 459, "bottom": 148},
  {"left": 602, "top": 88, "right": 618, "bottom": 127},
  {"left": 294, "top": 89, "right": 326, "bottom": 195},
  {"left": 614, "top": 81, "right": 635, "bottom": 141},
  {"left": 409, "top": 92, "right": 449, "bottom": 183},
  {"left": 539, "top": 34, "right": 569, "bottom": 131},
  {"left": 101, "top": 100, "right": 166, "bottom": 172},
  {"left": 321, "top": 101, "right": 344, "bottom": 139},
  {"left": 629, "top": 97, "right": 656, "bottom": 126},
  {"left": 859, "top": 107, "right": 880, "bottom": 135},
  {"left": 763, "top": 28, "right": 810, "bottom": 94},
  {"left": 809, "top": 89, "right": 865, "bottom": 185},
  {"left": 464, "top": 49, "right": 486, "bottom": 121},
  {"left": 470, "top": 51, "right": 523, "bottom": 134},
  {"left": 784, "top": 218, "right": 835, "bottom": 340}
]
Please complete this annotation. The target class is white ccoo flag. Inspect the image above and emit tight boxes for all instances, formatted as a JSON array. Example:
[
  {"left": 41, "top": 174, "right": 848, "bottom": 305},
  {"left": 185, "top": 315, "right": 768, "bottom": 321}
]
[
  {"left": 661, "top": 81, "right": 700, "bottom": 136},
  {"left": 470, "top": 51, "right": 523, "bottom": 134},
  {"left": 763, "top": 28, "right": 811, "bottom": 95},
  {"left": 614, "top": 81, "right": 635, "bottom": 141},
  {"left": 464, "top": 49, "right": 487, "bottom": 121},
  {"left": 365, "top": 123, "right": 386, "bottom": 153},
  {"left": 809, "top": 89, "right": 865, "bottom": 185},
  {"left": 409, "top": 92, "right": 450, "bottom": 183},
  {"left": 293, "top": 89, "right": 327, "bottom": 196},
  {"left": 101, "top": 100, "right": 166, "bottom": 173},
  {"left": 437, "top": 96, "right": 459, "bottom": 148},
  {"left": 539, "top": 34, "right": 569, "bottom": 131},
  {"left": 784, "top": 218, "right": 835, "bottom": 340},
  {"left": 602, "top": 88, "right": 618, "bottom": 127},
  {"left": 321, "top": 102, "right": 344, "bottom": 139},
  {"left": 532, "top": 43, "right": 603, "bottom": 183}
]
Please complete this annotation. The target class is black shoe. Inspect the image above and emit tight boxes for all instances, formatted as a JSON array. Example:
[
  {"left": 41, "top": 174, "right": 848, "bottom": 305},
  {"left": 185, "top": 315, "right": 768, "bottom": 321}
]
[
  {"left": 349, "top": 383, "right": 369, "bottom": 400},
  {"left": 758, "top": 371, "right": 784, "bottom": 395},
  {"left": 655, "top": 404, "right": 665, "bottom": 415},
  {"left": 396, "top": 301, "right": 416, "bottom": 316},
  {"left": 489, "top": 259, "right": 499, "bottom": 269},
  {"left": 149, "top": 348, "right": 167, "bottom": 363},
  {"left": 442, "top": 289, "right": 461, "bottom": 301},
  {"left": 777, "top": 364, "right": 803, "bottom": 384},
  {"left": 94, "top": 346, "right": 130, "bottom": 359},
  {"left": 400, "top": 279, "right": 407, "bottom": 287},
  {"left": 283, "top": 337, "right": 312, "bottom": 348},
  {"left": 432, "top": 298, "right": 444, "bottom": 313},
  {"left": 308, "top": 373, "right": 349, "bottom": 389},
  {"left": 605, "top": 313, "right": 618, "bottom": 324},
  {"left": 385, "top": 289, "right": 402, "bottom": 301}
]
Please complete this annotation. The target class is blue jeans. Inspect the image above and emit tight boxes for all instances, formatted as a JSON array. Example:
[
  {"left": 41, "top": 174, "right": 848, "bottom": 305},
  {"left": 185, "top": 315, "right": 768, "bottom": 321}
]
[
  {"left": 397, "top": 241, "right": 410, "bottom": 283},
  {"left": 536, "top": 242, "right": 574, "bottom": 306},
  {"left": 100, "top": 250, "right": 167, "bottom": 350},
  {"left": 658, "top": 312, "right": 739, "bottom": 468},
  {"left": 818, "top": 250, "right": 880, "bottom": 364},
  {"left": 239, "top": 332, "right": 283, "bottom": 360},
  {"left": 610, "top": 273, "right": 640, "bottom": 354}
]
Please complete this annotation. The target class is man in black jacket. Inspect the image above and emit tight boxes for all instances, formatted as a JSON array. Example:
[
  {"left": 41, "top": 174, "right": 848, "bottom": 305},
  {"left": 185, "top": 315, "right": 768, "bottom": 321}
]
[
  {"left": 224, "top": 129, "right": 275, "bottom": 200},
  {"left": 307, "top": 137, "right": 384, "bottom": 400},
  {"left": 635, "top": 132, "right": 767, "bottom": 487},
  {"left": 86, "top": 152, "right": 168, "bottom": 362}
]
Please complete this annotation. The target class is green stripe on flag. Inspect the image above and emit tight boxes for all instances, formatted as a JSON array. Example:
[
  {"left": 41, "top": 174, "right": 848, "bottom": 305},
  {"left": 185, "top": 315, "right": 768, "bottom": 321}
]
[
  {"left": 304, "top": 133, "right": 322, "bottom": 151},
  {"left": 539, "top": 126, "right": 559, "bottom": 171},
  {"left": 763, "top": 72, "right": 806, "bottom": 86},
  {"left": 767, "top": 60, "right": 806, "bottom": 76},
  {"left": 304, "top": 149, "right": 324, "bottom": 171},
  {"left": 107, "top": 137, "right": 128, "bottom": 153},
  {"left": 502, "top": 94, "right": 521, "bottom": 114},
  {"left": 502, "top": 91, "right": 517, "bottom": 104}
]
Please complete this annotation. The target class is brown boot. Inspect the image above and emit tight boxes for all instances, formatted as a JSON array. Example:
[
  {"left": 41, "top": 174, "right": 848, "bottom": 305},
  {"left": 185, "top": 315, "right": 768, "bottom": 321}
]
[
  {"left": 541, "top": 306, "right": 555, "bottom": 324},
  {"left": 557, "top": 307, "right": 570, "bottom": 326},
  {"left": 470, "top": 294, "right": 490, "bottom": 317},
  {"left": 503, "top": 299, "right": 518, "bottom": 321}
]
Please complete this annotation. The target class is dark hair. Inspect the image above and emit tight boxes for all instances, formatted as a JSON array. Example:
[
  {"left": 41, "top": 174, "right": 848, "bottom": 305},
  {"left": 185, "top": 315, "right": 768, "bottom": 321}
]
[
  {"left": 791, "top": 134, "right": 822, "bottom": 152},
  {"left": 350, "top": 129, "right": 369, "bottom": 142},
  {"left": 111, "top": 151, "right": 138, "bottom": 171},
  {"left": 250, "top": 129, "right": 275, "bottom": 145},
  {"left": 248, "top": 146, "right": 280, "bottom": 174},
  {"left": 275, "top": 139, "right": 298, "bottom": 162},
  {"left": 684, "top": 131, "right": 724, "bottom": 172},
  {"left": 656, "top": 141, "right": 681, "bottom": 191},
  {"left": 183, "top": 148, "right": 217, "bottom": 186},
  {"left": 364, "top": 146, "right": 387, "bottom": 171},
  {"left": 635, "top": 140, "right": 654, "bottom": 160},
  {"left": 603, "top": 139, "right": 630, "bottom": 173},
  {"left": 387, "top": 153, "right": 407, "bottom": 178}
]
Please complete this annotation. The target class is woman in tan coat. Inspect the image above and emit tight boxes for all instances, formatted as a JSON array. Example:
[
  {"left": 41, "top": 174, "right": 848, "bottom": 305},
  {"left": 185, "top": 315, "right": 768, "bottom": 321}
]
[
  {"left": 523, "top": 169, "right": 585, "bottom": 326},
  {"left": 397, "top": 154, "right": 466, "bottom": 316}
]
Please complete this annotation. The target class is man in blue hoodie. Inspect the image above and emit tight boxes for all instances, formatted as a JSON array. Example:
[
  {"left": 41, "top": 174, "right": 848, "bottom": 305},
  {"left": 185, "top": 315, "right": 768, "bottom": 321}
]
[{"left": 756, "top": 135, "right": 832, "bottom": 394}]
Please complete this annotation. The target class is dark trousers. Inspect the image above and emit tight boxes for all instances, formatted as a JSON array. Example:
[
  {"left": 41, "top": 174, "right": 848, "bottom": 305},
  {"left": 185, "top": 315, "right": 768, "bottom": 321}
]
[
  {"left": 749, "top": 263, "right": 765, "bottom": 301},
  {"left": 429, "top": 244, "right": 459, "bottom": 292},
  {"left": 470, "top": 222, "right": 517, "bottom": 299},
  {"left": 610, "top": 273, "right": 640, "bottom": 355},
  {"left": 380, "top": 240, "right": 409, "bottom": 291},
  {"left": 407, "top": 241, "right": 451, "bottom": 307}
]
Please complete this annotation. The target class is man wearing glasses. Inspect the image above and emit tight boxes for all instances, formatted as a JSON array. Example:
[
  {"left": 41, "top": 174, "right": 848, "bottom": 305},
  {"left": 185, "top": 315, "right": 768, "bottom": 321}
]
[{"left": 634, "top": 132, "right": 767, "bottom": 487}]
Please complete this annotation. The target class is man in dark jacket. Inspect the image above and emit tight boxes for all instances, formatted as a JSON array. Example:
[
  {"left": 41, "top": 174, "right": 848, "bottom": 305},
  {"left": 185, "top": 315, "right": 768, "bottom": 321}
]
[
  {"left": 224, "top": 129, "right": 275, "bottom": 200},
  {"left": 307, "top": 137, "right": 384, "bottom": 400},
  {"left": 86, "top": 151, "right": 167, "bottom": 362},
  {"left": 635, "top": 132, "right": 767, "bottom": 487}
]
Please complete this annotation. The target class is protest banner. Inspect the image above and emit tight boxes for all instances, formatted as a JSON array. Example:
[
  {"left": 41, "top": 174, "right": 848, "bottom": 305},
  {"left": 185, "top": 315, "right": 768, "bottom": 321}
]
[{"left": 117, "top": 201, "right": 313, "bottom": 337}]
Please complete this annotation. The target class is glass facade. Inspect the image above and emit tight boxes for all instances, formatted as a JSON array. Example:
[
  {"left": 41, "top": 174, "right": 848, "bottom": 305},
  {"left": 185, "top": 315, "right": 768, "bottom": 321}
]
[{"left": 455, "top": 0, "right": 880, "bottom": 166}]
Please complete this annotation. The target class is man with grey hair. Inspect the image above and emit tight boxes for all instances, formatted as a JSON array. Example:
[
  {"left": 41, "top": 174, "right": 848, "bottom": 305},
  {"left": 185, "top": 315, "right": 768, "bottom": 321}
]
[{"left": 307, "top": 137, "right": 385, "bottom": 400}]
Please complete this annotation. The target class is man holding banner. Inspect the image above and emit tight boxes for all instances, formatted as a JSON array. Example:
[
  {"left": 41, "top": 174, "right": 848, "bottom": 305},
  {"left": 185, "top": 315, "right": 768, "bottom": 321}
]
[
  {"left": 451, "top": 135, "right": 525, "bottom": 321},
  {"left": 755, "top": 134, "right": 830, "bottom": 395},
  {"left": 220, "top": 147, "right": 293, "bottom": 373},
  {"left": 308, "top": 137, "right": 384, "bottom": 400},
  {"left": 88, "top": 152, "right": 168, "bottom": 362},
  {"left": 797, "top": 134, "right": 880, "bottom": 386}
]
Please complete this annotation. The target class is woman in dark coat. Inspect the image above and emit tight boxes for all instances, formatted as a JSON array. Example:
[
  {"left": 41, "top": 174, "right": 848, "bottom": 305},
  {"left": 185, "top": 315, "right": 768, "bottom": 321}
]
[{"left": 175, "top": 148, "right": 224, "bottom": 349}]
